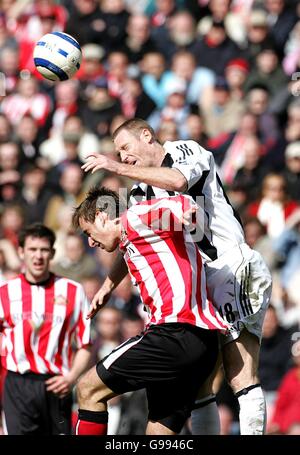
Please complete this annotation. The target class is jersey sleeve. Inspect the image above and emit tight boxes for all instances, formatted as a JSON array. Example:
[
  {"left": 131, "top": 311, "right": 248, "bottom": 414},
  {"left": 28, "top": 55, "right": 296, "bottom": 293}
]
[
  {"left": 127, "top": 195, "right": 197, "bottom": 233},
  {"left": 75, "top": 286, "right": 91, "bottom": 349},
  {"left": 170, "top": 141, "right": 211, "bottom": 190}
]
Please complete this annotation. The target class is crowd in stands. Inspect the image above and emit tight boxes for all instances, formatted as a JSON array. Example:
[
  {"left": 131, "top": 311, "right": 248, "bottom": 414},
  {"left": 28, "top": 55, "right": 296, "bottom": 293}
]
[{"left": 0, "top": 0, "right": 300, "bottom": 435}]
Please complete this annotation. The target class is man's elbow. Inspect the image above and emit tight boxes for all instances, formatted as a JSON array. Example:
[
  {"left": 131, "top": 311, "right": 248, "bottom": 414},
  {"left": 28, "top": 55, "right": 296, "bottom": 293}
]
[{"left": 174, "top": 175, "right": 188, "bottom": 192}]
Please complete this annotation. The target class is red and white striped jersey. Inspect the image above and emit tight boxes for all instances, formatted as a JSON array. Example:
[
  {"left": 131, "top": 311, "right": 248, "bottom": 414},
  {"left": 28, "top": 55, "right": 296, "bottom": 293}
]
[
  {"left": 120, "top": 195, "right": 228, "bottom": 331},
  {"left": 0, "top": 273, "right": 91, "bottom": 375}
]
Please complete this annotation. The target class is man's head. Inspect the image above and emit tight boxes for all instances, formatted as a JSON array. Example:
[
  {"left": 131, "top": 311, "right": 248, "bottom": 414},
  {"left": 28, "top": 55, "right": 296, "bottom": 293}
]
[
  {"left": 72, "top": 187, "right": 125, "bottom": 252},
  {"left": 112, "top": 118, "right": 162, "bottom": 166},
  {"left": 18, "top": 223, "right": 56, "bottom": 283}
]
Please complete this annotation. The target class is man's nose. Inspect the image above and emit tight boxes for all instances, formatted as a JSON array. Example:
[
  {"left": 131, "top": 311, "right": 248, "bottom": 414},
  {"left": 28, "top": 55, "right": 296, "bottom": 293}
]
[{"left": 120, "top": 151, "right": 128, "bottom": 163}]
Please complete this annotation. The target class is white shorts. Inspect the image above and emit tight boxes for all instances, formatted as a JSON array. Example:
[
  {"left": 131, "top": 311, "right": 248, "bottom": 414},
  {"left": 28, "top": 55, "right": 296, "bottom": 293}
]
[{"left": 205, "top": 243, "right": 272, "bottom": 345}]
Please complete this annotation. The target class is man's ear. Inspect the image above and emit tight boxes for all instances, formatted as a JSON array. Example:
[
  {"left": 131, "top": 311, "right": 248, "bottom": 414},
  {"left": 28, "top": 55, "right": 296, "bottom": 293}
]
[
  {"left": 50, "top": 248, "right": 55, "bottom": 260},
  {"left": 95, "top": 210, "right": 108, "bottom": 225},
  {"left": 113, "top": 217, "right": 121, "bottom": 226},
  {"left": 141, "top": 128, "right": 152, "bottom": 144}
]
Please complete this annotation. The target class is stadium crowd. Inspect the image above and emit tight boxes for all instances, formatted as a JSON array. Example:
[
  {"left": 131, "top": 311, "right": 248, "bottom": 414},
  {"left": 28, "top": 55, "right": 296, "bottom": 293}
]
[{"left": 0, "top": 0, "right": 300, "bottom": 435}]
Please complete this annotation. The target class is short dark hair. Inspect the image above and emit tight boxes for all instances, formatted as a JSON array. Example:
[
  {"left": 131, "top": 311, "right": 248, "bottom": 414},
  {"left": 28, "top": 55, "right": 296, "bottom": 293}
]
[
  {"left": 18, "top": 223, "right": 56, "bottom": 248},
  {"left": 72, "top": 187, "right": 124, "bottom": 230},
  {"left": 112, "top": 118, "right": 156, "bottom": 142}
]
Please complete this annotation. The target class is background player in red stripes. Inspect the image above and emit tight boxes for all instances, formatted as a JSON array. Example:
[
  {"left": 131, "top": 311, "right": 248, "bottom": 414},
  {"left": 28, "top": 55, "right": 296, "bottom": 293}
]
[
  {"left": 0, "top": 223, "right": 91, "bottom": 434},
  {"left": 72, "top": 187, "right": 227, "bottom": 435}
]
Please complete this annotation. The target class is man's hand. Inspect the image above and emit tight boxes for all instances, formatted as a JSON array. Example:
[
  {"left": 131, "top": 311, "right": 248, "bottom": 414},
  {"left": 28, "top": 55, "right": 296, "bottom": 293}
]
[
  {"left": 182, "top": 205, "right": 197, "bottom": 230},
  {"left": 86, "top": 286, "right": 112, "bottom": 319},
  {"left": 45, "top": 375, "right": 74, "bottom": 398},
  {"left": 82, "top": 153, "right": 118, "bottom": 174}
]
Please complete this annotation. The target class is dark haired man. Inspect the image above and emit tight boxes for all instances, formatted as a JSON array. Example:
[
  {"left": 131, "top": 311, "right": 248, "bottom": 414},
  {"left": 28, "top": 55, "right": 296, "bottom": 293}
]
[{"left": 0, "top": 223, "right": 91, "bottom": 434}]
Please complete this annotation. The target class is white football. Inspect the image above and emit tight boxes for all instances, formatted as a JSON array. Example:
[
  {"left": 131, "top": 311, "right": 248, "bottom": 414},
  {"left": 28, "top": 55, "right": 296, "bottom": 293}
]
[{"left": 33, "top": 32, "right": 82, "bottom": 81}]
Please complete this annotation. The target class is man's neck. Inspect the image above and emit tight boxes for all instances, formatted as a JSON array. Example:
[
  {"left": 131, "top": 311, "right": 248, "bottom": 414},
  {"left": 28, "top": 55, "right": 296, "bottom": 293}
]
[{"left": 23, "top": 271, "right": 51, "bottom": 285}]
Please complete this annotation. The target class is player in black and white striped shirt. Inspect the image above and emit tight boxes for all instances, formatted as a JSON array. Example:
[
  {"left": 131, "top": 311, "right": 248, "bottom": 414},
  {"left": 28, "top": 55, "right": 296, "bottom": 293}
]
[{"left": 82, "top": 119, "right": 272, "bottom": 435}]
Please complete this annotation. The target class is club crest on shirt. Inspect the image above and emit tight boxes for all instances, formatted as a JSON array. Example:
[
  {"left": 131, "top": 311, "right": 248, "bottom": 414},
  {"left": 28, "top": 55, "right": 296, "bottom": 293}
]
[{"left": 54, "top": 295, "right": 68, "bottom": 306}]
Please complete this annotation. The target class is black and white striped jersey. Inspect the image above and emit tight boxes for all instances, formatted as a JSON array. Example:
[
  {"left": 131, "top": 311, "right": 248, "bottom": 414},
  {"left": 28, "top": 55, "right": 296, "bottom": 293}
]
[{"left": 129, "top": 140, "right": 245, "bottom": 262}]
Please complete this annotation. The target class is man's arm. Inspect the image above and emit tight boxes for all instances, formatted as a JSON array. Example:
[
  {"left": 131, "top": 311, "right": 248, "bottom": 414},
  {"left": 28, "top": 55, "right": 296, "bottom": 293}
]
[
  {"left": 87, "top": 251, "right": 128, "bottom": 319},
  {"left": 45, "top": 347, "right": 91, "bottom": 397},
  {"left": 82, "top": 154, "right": 188, "bottom": 192}
]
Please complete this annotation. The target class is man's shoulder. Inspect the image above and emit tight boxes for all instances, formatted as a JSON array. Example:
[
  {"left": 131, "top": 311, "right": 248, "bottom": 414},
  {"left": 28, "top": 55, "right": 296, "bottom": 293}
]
[
  {"left": 0, "top": 274, "right": 21, "bottom": 289},
  {"left": 164, "top": 140, "right": 210, "bottom": 158},
  {"left": 53, "top": 274, "right": 84, "bottom": 291}
]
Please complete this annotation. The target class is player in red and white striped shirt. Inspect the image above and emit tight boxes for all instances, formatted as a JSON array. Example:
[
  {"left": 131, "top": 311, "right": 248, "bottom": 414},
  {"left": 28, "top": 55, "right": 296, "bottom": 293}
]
[
  {"left": 0, "top": 223, "right": 91, "bottom": 435},
  {"left": 72, "top": 187, "right": 227, "bottom": 435}
]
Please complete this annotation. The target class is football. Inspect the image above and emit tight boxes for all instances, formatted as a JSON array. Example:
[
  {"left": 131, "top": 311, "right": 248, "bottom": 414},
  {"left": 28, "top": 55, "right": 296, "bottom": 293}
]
[{"left": 33, "top": 32, "right": 82, "bottom": 81}]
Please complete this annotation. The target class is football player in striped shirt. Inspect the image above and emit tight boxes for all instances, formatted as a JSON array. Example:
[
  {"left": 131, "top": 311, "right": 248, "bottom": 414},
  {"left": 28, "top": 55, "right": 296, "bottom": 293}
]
[
  {"left": 0, "top": 223, "right": 91, "bottom": 434},
  {"left": 72, "top": 187, "right": 227, "bottom": 435},
  {"left": 82, "top": 118, "right": 272, "bottom": 435}
]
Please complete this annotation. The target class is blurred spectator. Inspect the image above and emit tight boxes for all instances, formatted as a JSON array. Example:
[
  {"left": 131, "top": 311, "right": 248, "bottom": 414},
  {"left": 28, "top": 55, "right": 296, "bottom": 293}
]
[
  {"left": 80, "top": 76, "right": 122, "bottom": 137},
  {"left": 247, "top": 84, "right": 279, "bottom": 149},
  {"left": 50, "top": 79, "right": 79, "bottom": 136},
  {"left": 230, "top": 136, "right": 269, "bottom": 200},
  {"left": 208, "top": 110, "right": 257, "bottom": 167},
  {"left": 51, "top": 232, "right": 98, "bottom": 282},
  {"left": 245, "top": 9, "right": 276, "bottom": 66},
  {"left": 15, "top": 114, "right": 42, "bottom": 168},
  {"left": 265, "top": 0, "right": 298, "bottom": 56},
  {"left": 0, "top": 238, "right": 21, "bottom": 283},
  {"left": 107, "top": 51, "right": 129, "bottom": 99},
  {"left": 282, "top": 141, "right": 300, "bottom": 202},
  {"left": 1, "top": 75, "right": 52, "bottom": 129},
  {"left": 121, "top": 14, "right": 157, "bottom": 64},
  {"left": 273, "top": 208, "right": 300, "bottom": 290},
  {"left": 77, "top": 43, "right": 106, "bottom": 86},
  {"left": 81, "top": 274, "right": 102, "bottom": 306},
  {"left": 180, "top": 113, "right": 208, "bottom": 146},
  {"left": 90, "top": 306, "right": 123, "bottom": 364},
  {"left": 225, "top": 58, "right": 249, "bottom": 102},
  {"left": 44, "top": 163, "right": 85, "bottom": 231},
  {"left": 148, "top": 77, "right": 191, "bottom": 132},
  {"left": 18, "top": 1, "right": 67, "bottom": 76},
  {"left": 0, "top": 114, "right": 12, "bottom": 144},
  {"left": 0, "top": 47, "right": 20, "bottom": 95},
  {"left": 195, "top": 18, "right": 242, "bottom": 76},
  {"left": 243, "top": 216, "right": 275, "bottom": 271},
  {"left": 141, "top": 51, "right": 172, "bottom": 109},
  {"left": 97, "top": 0, "right": 130, "bottom": 54},
  {"left": 0, "top": 14, "right": 18, "bottom": 57},
  {"left": 259, "top": 305, "right": 294, "bottom": 428},
  {"left": 65, "top": 0, "right": 103, "bottom": 46},
  {"left": 283, "top": 20, "right": 300, "bottom": 76},
  {"left": 120, "top": 73, "right": 156, "bottom": 119},
  {"left": 156, "top": 119, "right": 179, "bottom": 143},
  {"left": 120, "top": 312, "right": 145, "bottom": 340},
  {"left": 150, "top": 0, "right": 177, "bottom": 29},
  {"left": 202, "top": 76, "right": 245, "bottom": 140},
  {"left": 0, "top": 141, "right": 21, "bottom": 190},
  {"left": 247, "top": 173, "right": 299, "bottom": 239},
  {"left": 168, "top": 50, "right": 215, "bottom": 108},
  {"left": 244, "top": 46, "right": 288, "bottom": 98},
  {"left": 0, "top": 204, "right": 25, "bottom": 248},
  {"left": 197, "top": 0, "right": 246, "bottom": 46},
  {"left": 19, "top": 163, "right": 52, "bottom": 224},
  {"left": 269, "top": 339, "right": 300, "bottom": 434},
  {"left": 151, "top": 10, "right": 201, "bottom": 63},
  {"left": 40, "top": 114, "right": 100, "bottom": 167}
]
